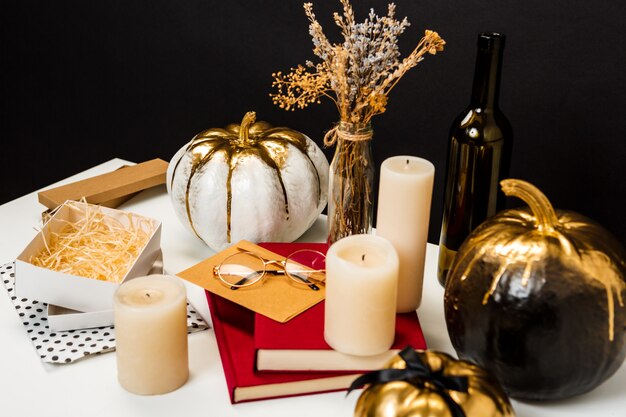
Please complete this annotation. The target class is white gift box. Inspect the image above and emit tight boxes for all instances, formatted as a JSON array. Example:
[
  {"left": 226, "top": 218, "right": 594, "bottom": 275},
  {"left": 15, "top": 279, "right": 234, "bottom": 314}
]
[
  {"left": 15, "top": 201, "right": 162, "bottom": 313},
  {"left": 46, "top": 304, "right": 116, "bottom": 331}
]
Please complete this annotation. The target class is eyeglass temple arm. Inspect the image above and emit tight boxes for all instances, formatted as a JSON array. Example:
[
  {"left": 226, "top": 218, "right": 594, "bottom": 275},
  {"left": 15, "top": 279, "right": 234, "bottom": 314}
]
[
  {"left": 234, "top": 247, "right": 290, "bottom": 266},
  {"left": 286, "top": 272, "right": 321, "bottom": 291},
  {"left": 282, "top": 268, "right": 325, "bottom": 281},
  {"left": 235, "top": 247, "right": 324, "bottom": 270},
  {"left": 229, "top": 270, "right": 322, "bottom": 291},
  {"left": 233, "top": 247, "right": 325, "bottom": 288}
]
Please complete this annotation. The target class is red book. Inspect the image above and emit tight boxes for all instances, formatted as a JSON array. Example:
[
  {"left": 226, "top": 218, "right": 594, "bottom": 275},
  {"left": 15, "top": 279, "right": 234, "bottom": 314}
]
[
  {"left": 206, "top": 291, "right": 360, "bottom": 403},
  {"left": 255, "top": 242, "right": 427, "bottom": 372},
  {"left": 255, "top": 302, "right": 426, "bottom": 372}
]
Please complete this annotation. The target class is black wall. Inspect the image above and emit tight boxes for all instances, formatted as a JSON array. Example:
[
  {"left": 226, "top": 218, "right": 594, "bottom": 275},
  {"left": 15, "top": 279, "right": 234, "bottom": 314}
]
[{"left": 2, "top": 1, "right": 625, "bottom": 245}]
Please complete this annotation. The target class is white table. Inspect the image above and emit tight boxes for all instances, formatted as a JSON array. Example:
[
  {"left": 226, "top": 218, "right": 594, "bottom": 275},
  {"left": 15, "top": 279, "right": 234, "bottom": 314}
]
[{"left": 0, "top": 159, "right": 624, "bottom": 417}]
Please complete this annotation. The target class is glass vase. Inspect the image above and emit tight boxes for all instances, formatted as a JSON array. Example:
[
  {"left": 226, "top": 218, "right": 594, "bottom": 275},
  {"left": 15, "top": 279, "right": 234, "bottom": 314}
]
[{"left": 327, "top": 121, "right": 374, "bottom": 244}]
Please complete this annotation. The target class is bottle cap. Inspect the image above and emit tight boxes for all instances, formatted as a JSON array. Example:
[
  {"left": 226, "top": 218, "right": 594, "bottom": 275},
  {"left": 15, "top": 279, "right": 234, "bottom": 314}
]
[{"left": 477, "top": 32, "right": 506, "bottom": 52}]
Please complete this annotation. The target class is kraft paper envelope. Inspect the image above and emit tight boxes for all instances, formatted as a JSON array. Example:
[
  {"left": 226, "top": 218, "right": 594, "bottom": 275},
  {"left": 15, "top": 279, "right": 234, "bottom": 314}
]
[{"left": 176, "top": 240, "right": 325, "bottom": 323}]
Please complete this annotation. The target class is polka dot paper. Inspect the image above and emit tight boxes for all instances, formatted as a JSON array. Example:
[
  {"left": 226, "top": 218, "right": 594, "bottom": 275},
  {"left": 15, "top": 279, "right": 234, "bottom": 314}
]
[{"left": 1, "top": 262, "right": 208, "bottom": 364}]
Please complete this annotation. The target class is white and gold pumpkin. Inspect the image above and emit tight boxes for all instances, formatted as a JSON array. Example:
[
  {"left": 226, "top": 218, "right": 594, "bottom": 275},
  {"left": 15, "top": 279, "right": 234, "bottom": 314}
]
[{"left": 167, "top": 111, "right": 329, "bottom": 251}]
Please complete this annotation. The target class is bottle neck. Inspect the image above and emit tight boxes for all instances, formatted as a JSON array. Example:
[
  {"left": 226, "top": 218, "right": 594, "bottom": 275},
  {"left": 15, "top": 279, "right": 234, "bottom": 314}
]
[{"left": 470, "top": 47, "right": 504, "bottom": 109}]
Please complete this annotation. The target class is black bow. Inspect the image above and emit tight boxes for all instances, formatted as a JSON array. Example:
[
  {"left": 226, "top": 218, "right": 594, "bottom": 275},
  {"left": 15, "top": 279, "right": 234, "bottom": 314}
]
[{"left": 348, "top": 347, "right": 469, "bottom": 417}]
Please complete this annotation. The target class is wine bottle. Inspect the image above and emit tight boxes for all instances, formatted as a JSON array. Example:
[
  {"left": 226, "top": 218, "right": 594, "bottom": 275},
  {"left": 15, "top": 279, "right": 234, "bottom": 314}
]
[{"left": 437, "top": 32, "right": 513, "bottom": 286}]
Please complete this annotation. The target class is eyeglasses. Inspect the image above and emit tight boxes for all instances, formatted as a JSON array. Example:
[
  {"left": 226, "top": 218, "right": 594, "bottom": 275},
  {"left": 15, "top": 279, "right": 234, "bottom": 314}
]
[{"left": 212, "top": 248, "right": 326, "bottom": 291}]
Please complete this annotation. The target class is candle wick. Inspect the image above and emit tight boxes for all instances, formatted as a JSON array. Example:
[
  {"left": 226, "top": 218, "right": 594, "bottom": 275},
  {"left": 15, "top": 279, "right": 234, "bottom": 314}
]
[
  {"left": 361, "top": 254, "right": 366, "bottom": 262},
  {"left": 145, "top": 293, "right": 151, "bottom": 298},
  {"left": 406, "top": 159, "right": 409, "bottom": 165}
]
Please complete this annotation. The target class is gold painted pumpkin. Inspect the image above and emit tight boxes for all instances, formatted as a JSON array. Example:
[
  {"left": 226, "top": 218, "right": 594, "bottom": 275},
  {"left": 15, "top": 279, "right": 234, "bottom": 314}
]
[
  {"left": 352, "top": 348, "right": 515, "bottom": 417},
  {"left": 444, "top": 179, "right": 626, "bottom": 400},
  {"left": 167, "top": 112, "right": 329, "bottom": 251}
]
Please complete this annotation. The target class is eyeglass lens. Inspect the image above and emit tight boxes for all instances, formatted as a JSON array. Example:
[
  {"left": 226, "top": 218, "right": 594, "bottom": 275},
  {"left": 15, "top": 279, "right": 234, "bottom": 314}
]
[
  {"left": 284, "top": 250, "right": 326, "bottom": 286},
  {"left": 218, "top": 252, "right": 266, "bottom": 287}
]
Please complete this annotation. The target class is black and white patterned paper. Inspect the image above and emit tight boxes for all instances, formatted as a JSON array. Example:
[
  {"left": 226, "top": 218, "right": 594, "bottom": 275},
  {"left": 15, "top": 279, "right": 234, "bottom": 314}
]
[{"left": 1, "top": 262, "right": 208, "bottom": 364}]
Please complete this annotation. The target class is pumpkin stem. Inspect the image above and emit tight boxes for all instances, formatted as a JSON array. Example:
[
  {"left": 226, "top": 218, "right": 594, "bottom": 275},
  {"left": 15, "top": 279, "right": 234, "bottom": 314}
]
[
  {"left": 239, "top": 111, "right": 257, "bottom": 145},
  {"left": 500, "top": 179, "right": 560, "bottom": 232}
]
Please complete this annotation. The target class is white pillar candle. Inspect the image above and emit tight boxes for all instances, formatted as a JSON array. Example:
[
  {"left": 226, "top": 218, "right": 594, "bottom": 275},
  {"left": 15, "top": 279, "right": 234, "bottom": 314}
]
[
  {"left": 114, "top": 275, "right": 189, "bottom": 395},
  {"left": 376, "top": 156, "right": 435, "bottom": 312},
  {"left": 324, "top": 234, "right": 399, "bottom": 356}
]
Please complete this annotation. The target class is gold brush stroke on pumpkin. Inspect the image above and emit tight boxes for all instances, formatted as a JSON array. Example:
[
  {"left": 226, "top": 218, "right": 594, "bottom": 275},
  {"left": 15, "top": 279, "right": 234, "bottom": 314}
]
[
  {"left": 170, "top": 111, "right": 323, "bottom": 243},
  {"left": 479, "top": 234, "right": 548, "bottom": 305},
  {"left": 355, "top": 350, "right": 515, "bottom": 417},
  {"left": 186, "top": 140, "right": 228, "bottom": 239},
  {"left": 580, "top": 251, "right": 625, "bottom": 341},
  {"left": 252, "top": 145, "right": 290, "bottom": 220},
  {"left": 225, "top": 147, "right": 237, "bottom": 243},
  {"left": 455, "top": 244, "right": 490, "bottom": 281},
  {"left": 457, "top": 179, "right": 626, "bottom": 342}
]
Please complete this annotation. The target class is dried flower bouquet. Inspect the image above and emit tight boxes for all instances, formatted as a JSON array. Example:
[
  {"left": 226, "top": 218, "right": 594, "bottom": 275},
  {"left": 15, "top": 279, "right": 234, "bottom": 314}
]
[{"left": 271, "top": 0, "right": 445, "bottom": 242}]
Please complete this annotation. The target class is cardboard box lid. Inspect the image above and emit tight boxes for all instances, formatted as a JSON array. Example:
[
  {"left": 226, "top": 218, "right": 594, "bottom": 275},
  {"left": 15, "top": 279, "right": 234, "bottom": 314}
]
[{"left": 38, "top": 158, "right": 168, "bottom": 209}]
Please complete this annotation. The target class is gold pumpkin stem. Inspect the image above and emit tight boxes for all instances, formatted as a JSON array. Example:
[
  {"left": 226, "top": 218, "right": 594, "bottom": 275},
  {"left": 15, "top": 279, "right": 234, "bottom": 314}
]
[
  {"left": 500, "top": 179, "right": 560, "bottom": 233},
  {"left": 239, "top": 111, "right": 257, "bottom": 145}
]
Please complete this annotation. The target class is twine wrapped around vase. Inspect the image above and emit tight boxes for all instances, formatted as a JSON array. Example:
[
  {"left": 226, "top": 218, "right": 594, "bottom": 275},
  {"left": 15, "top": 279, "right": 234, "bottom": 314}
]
[
  {"left": 327, "top": 121, "right": 375, "bottom": 244},
  {"left": 323, "top": 124, "right": 374, "bottom": 146}
]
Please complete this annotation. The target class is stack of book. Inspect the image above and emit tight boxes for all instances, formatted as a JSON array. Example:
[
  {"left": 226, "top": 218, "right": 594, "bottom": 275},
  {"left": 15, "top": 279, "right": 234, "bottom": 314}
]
[{"left": 205, "top": 242, "right": 427, "bottom": 403}]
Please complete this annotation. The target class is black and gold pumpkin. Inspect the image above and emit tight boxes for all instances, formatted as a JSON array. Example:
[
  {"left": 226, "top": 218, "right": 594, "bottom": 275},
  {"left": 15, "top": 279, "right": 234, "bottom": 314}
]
[
  {"left": 167, "top": 111, "right": 329, "bottom": 251},
  {"left": 444, "top": 179, "right": 626, "bottom": 400}
]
